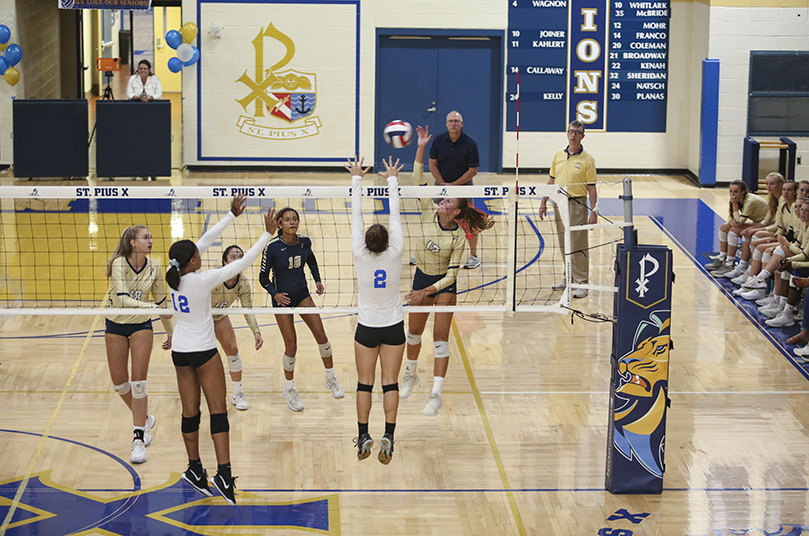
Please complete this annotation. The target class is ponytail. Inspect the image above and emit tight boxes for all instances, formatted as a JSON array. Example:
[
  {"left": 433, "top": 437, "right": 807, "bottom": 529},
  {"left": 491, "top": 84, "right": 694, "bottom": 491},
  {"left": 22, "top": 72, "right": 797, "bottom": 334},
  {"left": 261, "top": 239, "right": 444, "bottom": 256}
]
[
  {"left": 454, "top": 199, "right": 494, "bottom": 233},
  {"left": 166, "top": 239, "right": 197, "bottom": 291}
]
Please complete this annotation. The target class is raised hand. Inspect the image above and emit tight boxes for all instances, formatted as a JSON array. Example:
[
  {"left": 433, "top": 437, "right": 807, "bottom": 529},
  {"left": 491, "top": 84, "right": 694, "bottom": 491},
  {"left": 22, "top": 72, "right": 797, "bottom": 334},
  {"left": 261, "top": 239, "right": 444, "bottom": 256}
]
[
  {"left": 345, "top": 155, "right": 371, "bottom": 177},
  {"left": 231, "top": 194, "right": 247, "bottom": 217},
  {"left": 378, "top": 156, "right": 403, "bottom": 179},
  {"left": 264, "top": 207, "right": 278, "bottom": 234},
  {"left": 417, "top": 125, "right": 431, "bottom": 147}
]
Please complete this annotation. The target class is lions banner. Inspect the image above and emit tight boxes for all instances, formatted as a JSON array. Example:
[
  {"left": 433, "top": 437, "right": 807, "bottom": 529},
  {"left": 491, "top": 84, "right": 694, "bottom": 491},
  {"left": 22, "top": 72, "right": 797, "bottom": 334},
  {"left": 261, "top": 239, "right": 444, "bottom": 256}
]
[{"left": 606, "top": 244, "right": 673, "bottom": 494}]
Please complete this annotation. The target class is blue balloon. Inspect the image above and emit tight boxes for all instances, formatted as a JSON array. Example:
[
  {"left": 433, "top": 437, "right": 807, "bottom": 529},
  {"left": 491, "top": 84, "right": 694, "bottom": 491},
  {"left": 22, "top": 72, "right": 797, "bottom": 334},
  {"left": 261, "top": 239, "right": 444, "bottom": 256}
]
[
  {"left": 167, "top": 57, "right": 183, "bottom": 73},
  {"left": 182, "top": 46, "right": 199, "bottom": 66},
  {"left": 5, "top": 43, "right": 21, "bottom": 67},
  {"left": 0, "top": 56, "right": 8, "bottom": 75},
  {"left": 165, "top": 30, "right": 182, "bottom": 50},
  {"left": 0, "top": 25, "right": 10, "bottom": 45}
]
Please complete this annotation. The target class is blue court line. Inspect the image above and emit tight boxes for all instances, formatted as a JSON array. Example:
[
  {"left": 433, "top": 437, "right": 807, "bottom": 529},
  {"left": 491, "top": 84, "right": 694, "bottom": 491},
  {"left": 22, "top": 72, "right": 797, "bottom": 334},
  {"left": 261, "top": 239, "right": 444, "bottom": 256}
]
[{"left": 71, "top": 486, "right": 809, "bottom": 493}]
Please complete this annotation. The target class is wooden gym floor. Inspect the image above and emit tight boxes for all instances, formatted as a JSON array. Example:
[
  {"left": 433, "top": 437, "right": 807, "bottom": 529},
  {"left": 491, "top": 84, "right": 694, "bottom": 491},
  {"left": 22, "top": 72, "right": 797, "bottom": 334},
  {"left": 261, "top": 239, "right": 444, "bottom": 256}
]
[{"left": 0, "top": 171, "right": 808, "bottom": 536}]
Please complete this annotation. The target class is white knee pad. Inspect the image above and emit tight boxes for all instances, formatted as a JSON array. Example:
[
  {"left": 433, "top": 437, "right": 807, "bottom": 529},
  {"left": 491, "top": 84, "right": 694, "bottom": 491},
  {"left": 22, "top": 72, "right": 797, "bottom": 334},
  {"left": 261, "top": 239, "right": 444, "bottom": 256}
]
[
  {"left": 113, "top": 382, "right": 131, "bottom": 395},
  {"left": 753, "top": 248, "right": 763, "bottom": 261},
  {"left": 131, "top": 380, "right": 147, "bottom": 400},
  {"left": 227, "top": 353, "right": 243, "bottom": 373},
  {"left": 718, "top": 230, "right": 728, "bottom": 242},
  {"left": 727, "top": 231, "right": 739, "bottom": 244},
  {"left": 283, "top": 354, "right": 296, "bottom": 372},
  {"left": 406, "top": 332, "right": 422, "bottom": 346},
  {"left": 318, "top": 342, "right": 332, "bottom": 358},
  {"left": 781, "top": 270, "right": 791, "bottom": 281},
  {"left": 742, "top": 235, "right": 751, "bottom": 243},
  {"left": 774, "top": 246, "right": 785, "bottom": 258},
  {"left": 762, "top": 252, "right": 771, "bottom": 263},
  {"left": 434, "top": 341, "right": 450, "bottom": 359}
]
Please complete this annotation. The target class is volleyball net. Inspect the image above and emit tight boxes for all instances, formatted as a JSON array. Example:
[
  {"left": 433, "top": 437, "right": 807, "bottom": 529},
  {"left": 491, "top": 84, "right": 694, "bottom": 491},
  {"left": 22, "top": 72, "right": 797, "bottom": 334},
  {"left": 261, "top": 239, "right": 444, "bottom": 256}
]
[{"left": 0, "top": 182, "right": 625, "bottom": 316}]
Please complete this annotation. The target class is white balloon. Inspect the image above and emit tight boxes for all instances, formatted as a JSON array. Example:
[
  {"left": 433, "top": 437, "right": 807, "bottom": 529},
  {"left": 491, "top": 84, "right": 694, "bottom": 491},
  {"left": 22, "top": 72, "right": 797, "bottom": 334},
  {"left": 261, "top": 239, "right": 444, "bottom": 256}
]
[{"left": 176, "top": 43, "right": 194, "bottom": 62}]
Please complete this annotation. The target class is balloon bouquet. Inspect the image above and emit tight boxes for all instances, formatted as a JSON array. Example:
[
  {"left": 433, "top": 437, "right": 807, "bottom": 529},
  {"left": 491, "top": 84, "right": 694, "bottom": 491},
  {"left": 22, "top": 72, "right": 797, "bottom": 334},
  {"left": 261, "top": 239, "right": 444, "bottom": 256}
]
[
  {"left": 0, "top": 24, "right": 22, "bottom": 86},
  {"left": 166, "top": 22, "right": 199, "bottom": 73}
]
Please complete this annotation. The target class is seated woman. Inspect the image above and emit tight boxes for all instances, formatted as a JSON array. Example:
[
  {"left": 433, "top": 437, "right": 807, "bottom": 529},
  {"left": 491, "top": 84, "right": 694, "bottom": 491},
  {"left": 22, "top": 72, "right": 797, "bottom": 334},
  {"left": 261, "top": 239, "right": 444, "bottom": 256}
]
[{"left": 127, "top": 59, "right": 162, "bottom": 101}]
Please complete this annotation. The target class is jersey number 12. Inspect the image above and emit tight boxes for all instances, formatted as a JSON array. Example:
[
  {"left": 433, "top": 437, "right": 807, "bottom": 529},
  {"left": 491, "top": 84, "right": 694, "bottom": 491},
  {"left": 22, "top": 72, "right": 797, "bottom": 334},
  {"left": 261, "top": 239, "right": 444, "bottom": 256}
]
[{"left": 172, "top": 293, "right": 190, "bottom": 313}]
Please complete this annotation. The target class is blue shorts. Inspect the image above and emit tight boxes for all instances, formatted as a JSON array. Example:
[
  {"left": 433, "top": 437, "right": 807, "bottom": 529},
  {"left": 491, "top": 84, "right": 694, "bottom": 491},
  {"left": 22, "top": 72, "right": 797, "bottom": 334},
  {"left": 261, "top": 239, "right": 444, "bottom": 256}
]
[
  {"left": 413, "top": 268, "right": 456, "bottom": 298},
  {"left": 172, "top": 348, "right": 218, "bottom": 368},
  {"left": 355, "top": 321, "right": 406, "bottom": 348},
  {"left": 272, "top": 290, "right": 312, "bottom": 308},
  {"left": 105, "top": 318, "right": 153, "bottom": 337}
]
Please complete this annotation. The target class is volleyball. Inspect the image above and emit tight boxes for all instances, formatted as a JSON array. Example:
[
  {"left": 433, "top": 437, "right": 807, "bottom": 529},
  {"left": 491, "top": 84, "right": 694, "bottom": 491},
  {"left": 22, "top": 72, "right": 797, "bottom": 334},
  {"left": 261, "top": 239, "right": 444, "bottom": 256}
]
[{"left": 383, "top": 120, "right": 413, "bottom": 148}]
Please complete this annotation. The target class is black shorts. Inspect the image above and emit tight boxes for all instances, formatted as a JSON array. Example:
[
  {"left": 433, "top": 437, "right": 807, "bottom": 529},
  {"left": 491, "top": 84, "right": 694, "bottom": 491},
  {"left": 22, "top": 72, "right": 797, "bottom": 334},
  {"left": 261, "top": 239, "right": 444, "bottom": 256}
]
[
  {"left": 172, "top": 348, "right": 218, "bottom": 368},
  {"left": 794, "top": 267, "right": 809, "bottom": 278},
  {"left": 272, "top": 290, "right": 311, "bottom": 308},
  {"left": 105, "top": 318, "right": 153, "bottom": 337},
  {"left": 355, "top": 321, "right": 406, "bottom": 348},
  {"left": 413, "top": 268, "right": 456, "bottom": 298}
]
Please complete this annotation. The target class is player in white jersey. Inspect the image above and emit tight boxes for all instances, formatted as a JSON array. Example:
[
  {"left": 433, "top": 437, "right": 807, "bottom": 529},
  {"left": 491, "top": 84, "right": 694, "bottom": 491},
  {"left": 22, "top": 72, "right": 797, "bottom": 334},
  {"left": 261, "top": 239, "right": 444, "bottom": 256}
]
[
  {"left": 104, "top": 225, "right": 174, "bottom": 464},
  {"left": 165, "top": 196, "right": 276, "bottom": 506},
  {"left": 401, "top": 126, "right": 494, "bottom": 417},
  {"left": 347, "top": 155, "right": 405, "bottom": 464},
  {"left": 211, "top": 245, "right": 263, "bottom": 411}
]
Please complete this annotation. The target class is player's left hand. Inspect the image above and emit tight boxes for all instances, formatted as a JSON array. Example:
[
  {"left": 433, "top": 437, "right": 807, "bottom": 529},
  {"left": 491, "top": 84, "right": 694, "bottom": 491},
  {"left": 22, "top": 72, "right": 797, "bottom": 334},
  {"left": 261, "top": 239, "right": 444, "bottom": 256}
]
[
  {"left": 378, "top": 156, "right": 403, "bottom": 179},
  {"left": 264, "top": 207, "right": 277, "bottom": 234},
  {"left": 316, "top": 281, "right": 325, "bottom": 295},
  {"left": 162, "top": 336, "right": 172, "bottom": 350},
  {"left": 345, "top": 155, "right": 370, "bottom": 177},
  {"left": 231, "top": 194, "right": 247, "bottom": 217},
  {"left": 254, "top": 332, "right": 264, "bottom": 351}
]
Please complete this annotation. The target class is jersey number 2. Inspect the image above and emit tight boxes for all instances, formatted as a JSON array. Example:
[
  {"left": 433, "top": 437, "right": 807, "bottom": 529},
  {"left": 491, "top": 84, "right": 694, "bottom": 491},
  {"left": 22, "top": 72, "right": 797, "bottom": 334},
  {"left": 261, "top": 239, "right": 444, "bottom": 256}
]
[
  {"left": 374, "top": 269, "right": 386, "bottom": 288},
  {"left": 172, "top": 293, "right": 190, "bottom": 313}
]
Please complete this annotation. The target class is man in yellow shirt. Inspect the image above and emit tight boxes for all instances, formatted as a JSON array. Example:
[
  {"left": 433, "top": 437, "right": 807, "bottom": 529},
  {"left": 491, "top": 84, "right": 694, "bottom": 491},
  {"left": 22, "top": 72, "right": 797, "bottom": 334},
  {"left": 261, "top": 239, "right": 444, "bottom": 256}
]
[{"left": 539, "top": 121, "right": 598, "bottom": 298}]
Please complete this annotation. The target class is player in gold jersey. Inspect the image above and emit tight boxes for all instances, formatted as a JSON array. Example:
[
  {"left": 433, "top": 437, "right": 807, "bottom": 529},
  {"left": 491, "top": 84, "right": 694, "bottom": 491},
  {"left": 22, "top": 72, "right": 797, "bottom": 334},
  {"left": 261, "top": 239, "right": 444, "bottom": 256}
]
[
  {"left": 211, "top": 245, "right": 263, "bottom": 411},
  {"left": 105, "top": 225, "right": 173, "bottom": 464}
]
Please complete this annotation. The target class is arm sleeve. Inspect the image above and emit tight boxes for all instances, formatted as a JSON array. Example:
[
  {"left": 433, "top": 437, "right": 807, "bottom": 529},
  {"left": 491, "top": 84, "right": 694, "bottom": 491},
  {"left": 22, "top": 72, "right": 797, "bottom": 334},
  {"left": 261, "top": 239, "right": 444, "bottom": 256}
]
[
  {"left": 237, "top": 280, "right": 260, "bottom": 335},
  {"left": 160, "top": 316, "right": 174, "bottom": 336},
  {"left": 305, "top": 241, "right": 322, "bottom": 283},
  {"left": 198, "top": 231, "right": 272, "bottom": 291},
  {"left": 432, "top": 236, "right": 465, "bottom": 292},
  {"left": 196, "top": 211, "right": 236, "bottom": 256},
  {"left": 126, "top": 76, "right": 137, "bottom": 100},
  {"left": 259, "top": 245, "right": 278, "bottom": 296},
  {"left": 388, "top": 176, "right": 403, "bottom": 251},
  {"left": 152, "top": 76, "right": 162, "bottom": 100},
  {"left": 109, "top": 259, "right": 156, "bottom": 309},
  {"left": 351, "top": 175, "right": 365, "bottom": 255}
]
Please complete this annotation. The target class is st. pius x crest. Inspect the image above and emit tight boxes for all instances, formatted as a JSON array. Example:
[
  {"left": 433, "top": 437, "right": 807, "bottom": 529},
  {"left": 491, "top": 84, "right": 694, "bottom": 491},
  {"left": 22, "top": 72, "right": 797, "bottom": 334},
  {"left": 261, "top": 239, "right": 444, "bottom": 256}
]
[{"left": 235, "top": 23, "right": 321, "bottom": 140}]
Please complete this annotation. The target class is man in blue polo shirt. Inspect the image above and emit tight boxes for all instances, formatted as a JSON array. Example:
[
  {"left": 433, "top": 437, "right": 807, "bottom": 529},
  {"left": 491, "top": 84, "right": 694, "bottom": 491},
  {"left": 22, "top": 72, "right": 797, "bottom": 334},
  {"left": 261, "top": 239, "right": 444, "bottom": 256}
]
[{"left": 428, "top": 110, "right": 482, "bottom": 269}]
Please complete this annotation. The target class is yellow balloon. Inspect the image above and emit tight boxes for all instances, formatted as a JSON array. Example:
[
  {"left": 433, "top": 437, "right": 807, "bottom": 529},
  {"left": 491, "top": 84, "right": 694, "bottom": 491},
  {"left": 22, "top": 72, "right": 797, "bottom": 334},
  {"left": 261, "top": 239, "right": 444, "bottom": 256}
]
[
  {"left": 180, "top": 22, "right": 198, "bottom": 44},
  {"left": 4, "top": 67, "right": 19, "bottom": 86},
  {"left": 0, "top": 42, "right": 6, "bottom": 52}
]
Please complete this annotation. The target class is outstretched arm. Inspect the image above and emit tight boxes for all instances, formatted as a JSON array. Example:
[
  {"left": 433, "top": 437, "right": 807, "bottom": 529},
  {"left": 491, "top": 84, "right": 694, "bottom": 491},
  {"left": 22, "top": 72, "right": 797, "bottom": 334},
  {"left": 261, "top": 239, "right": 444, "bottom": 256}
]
[
  {"left": 196, "top": 195, "right": 247, "bottom": 256},
  {"left": 347, "top": 156, "right": 371, "bottom": 255},
  {"left": 378, "top": 157, "right": 404, "bottom": 251}
]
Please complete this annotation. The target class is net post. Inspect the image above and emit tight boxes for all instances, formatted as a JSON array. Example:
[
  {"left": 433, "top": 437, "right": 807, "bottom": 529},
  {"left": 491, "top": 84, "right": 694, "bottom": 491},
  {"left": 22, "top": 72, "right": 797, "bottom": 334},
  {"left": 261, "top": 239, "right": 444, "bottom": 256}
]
[
  {"left": 506, "top": 188, "right": 517, "bottom": 313},
  {"left": 621, "top": 177, "right": 635, "bottom": 249}
]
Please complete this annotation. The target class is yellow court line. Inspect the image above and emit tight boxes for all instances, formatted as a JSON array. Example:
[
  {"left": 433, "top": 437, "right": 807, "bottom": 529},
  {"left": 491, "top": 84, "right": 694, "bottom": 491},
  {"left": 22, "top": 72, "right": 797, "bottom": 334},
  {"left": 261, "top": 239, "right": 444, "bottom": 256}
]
[
  {"left": 0, "top": 314, "right": 104, "bottom": 534},
  {"left": 452, "top": 317, "right": 527, "bottom": 536}
]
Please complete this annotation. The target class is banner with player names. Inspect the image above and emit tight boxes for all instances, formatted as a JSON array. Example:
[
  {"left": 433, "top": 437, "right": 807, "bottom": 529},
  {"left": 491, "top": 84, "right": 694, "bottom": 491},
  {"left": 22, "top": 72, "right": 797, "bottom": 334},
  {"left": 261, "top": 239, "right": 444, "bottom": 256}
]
[{"left": 58, "top": 0, "right": 151, "bottom": 10}]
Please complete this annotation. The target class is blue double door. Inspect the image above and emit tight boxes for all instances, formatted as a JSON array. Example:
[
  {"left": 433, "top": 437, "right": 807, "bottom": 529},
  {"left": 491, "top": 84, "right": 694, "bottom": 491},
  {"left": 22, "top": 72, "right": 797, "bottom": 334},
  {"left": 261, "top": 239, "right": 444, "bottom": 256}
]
[{"left": 375, "top": 31, "right": 503, "bottom": 173}]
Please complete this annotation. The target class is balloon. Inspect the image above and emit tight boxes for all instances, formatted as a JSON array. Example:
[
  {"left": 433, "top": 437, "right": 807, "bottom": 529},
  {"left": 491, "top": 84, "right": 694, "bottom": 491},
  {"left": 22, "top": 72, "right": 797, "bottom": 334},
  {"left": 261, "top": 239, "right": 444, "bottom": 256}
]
[
  {"left": 4, "top": 67, "right": 19, "bottom": 86},
  {"left": 0, "top": 42, "right": 6, "bottom": 52},
  {"left": 167, "top": 57, "right": 183, "bottom": 73},
  {"left": 182, "top": 46, "right": 199, "bottom": 67},
  {"left": 176, "top": 43, "right": 194, "bottom": 63},
  {"left": 0, "top": 25, "right": 10, "bottom": 45},
  {"left": 5, "top": 43, "right": 21, "bottom": 67},
  {"left": 165, "top": 30, "right": 182, "bottom": 50},
  {"left": 180, "top": 22, "right": 198, "bottom": 44},
  {"left": 0, "top": 56, "right": 8, "bottom": 75}
]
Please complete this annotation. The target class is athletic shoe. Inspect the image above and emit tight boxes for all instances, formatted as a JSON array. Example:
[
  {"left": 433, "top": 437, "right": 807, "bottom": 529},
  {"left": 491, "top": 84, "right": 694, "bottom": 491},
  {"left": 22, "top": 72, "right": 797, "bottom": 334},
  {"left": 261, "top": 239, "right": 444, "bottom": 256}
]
[
  {"left": 731, "top": 271, "right": 752, "bottom": 285},
  {"left": 324, "top": 374, "right": 345, "bottom": 399},
  {"left": 232, "top": 391, "right": 249, "bottom": 411},
  {"left": 209, "top": 473, "right": 237, "bottom": 506},
  {"left": 283, "top": 385, "right": 304, "bottom": 412},
  {"left": 552, "top": 282, "right": 566, "bottom": 291},
  {"left": 705, "top": 258, "right": 726, "bottom": 270},
  {"left": 378, "top": 434, "right": 394, "bottom": 465},
  {"left": 144, "top": 414, "right": 156, "bottom": 447},
  {"left": 732, "top": 287, "right": 746, "bottom": 297},
  {"left": 130, "top": 439, "right": 146, "bottom": 464},
  {"left": 709, "top": 261, "right": 733, "bottom": 273},
  {"left": 400, "top": 369, "right": 419, "bottom": 399},
  {"left": 742, "top": 278, "right": 767, "bottom": 290},
  {"left": 409, "top": 256, "right": 416, "bottom": 266},
  {"left": 572, "top": 288, "right": 588, "bottom": 299},
  {"left": 463, "top": 255, "right": 481, "bottom": 269},
  {"left": 354, "top": 433, "right": 374, "bottom": 460},
  {"left": 740, "top": 288, "right": 767, "bottom": 301},
  {"left": 724, "top": 267, "right": 746, "bottom": 281},
  {"left": 794, "top": 345, "right": 809, "bottom": 359},
  {"left": 756, "top": 295, "right": 776, "bottom": 307},
  {"left": 422, "top": 393, "right": 442, "bottom": 416},
  {"left": 766, "top": 311, "right": 795, "bottom": 328},
  {"left": 711, "top": 264, "right": 736, "bottom": 277},
  {"left": 759, "top": 303, "right": 783, "bottom": 318},
  {"left": 181, "top": 465, "right": 213, "bottom": 497}
]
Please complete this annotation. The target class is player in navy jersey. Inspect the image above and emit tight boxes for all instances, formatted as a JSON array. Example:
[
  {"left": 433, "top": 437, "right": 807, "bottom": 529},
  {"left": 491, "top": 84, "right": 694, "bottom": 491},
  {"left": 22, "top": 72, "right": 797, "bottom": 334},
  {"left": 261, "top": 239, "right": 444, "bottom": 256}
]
[
  {"left": 348, "top": 155, "right": 405, "bottom": 464},
  {"left": 259, "top": 207, "right": 344, "bottom": 412}
]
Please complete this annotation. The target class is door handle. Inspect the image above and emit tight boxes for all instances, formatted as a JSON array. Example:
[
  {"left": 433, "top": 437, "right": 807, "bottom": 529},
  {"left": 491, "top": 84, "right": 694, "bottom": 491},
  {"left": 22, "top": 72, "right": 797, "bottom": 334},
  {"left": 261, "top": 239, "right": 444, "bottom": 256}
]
[{"left": 426, "top": 102, "right": 436, "bottom": 113}]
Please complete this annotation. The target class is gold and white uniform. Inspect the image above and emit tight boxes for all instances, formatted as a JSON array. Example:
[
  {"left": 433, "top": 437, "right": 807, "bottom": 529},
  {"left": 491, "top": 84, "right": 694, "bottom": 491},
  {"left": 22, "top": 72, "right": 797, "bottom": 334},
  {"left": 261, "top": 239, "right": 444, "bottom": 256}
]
[
  {"left": 729, "top": 192, "right": 768, "bottom": 224},
  {"left": 412, "top": 163, "right": 466, "bottom": 292},
  {"left": 211, "top": 275, "right": 260, "bottom": 336},
  {"left": 105, "top": 256, "right": 173, "bottom": 335}
]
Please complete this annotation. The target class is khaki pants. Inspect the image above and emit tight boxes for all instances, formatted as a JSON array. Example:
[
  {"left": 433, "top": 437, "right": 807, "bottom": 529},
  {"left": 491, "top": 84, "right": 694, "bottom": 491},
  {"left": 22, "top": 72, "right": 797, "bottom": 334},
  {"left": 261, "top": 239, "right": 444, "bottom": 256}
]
[{"left": 552, "top": 197, "right": 589, "bottom": 284}]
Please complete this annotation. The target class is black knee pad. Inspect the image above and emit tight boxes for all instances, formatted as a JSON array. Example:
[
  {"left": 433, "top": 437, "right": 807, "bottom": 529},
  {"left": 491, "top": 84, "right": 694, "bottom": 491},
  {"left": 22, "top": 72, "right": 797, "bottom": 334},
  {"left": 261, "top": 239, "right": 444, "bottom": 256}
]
[
  {"left": 382, "top": 383, "right": 399, "bottom": 393},
  {"left": 357, "top": 382, "right": 373, "bottom": 393},
  {"left": 181, "top": 412, "right": 201, "bottom": 434},
  {"left": 210, "top": 412, "right": 230, "bottom": 435}
]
